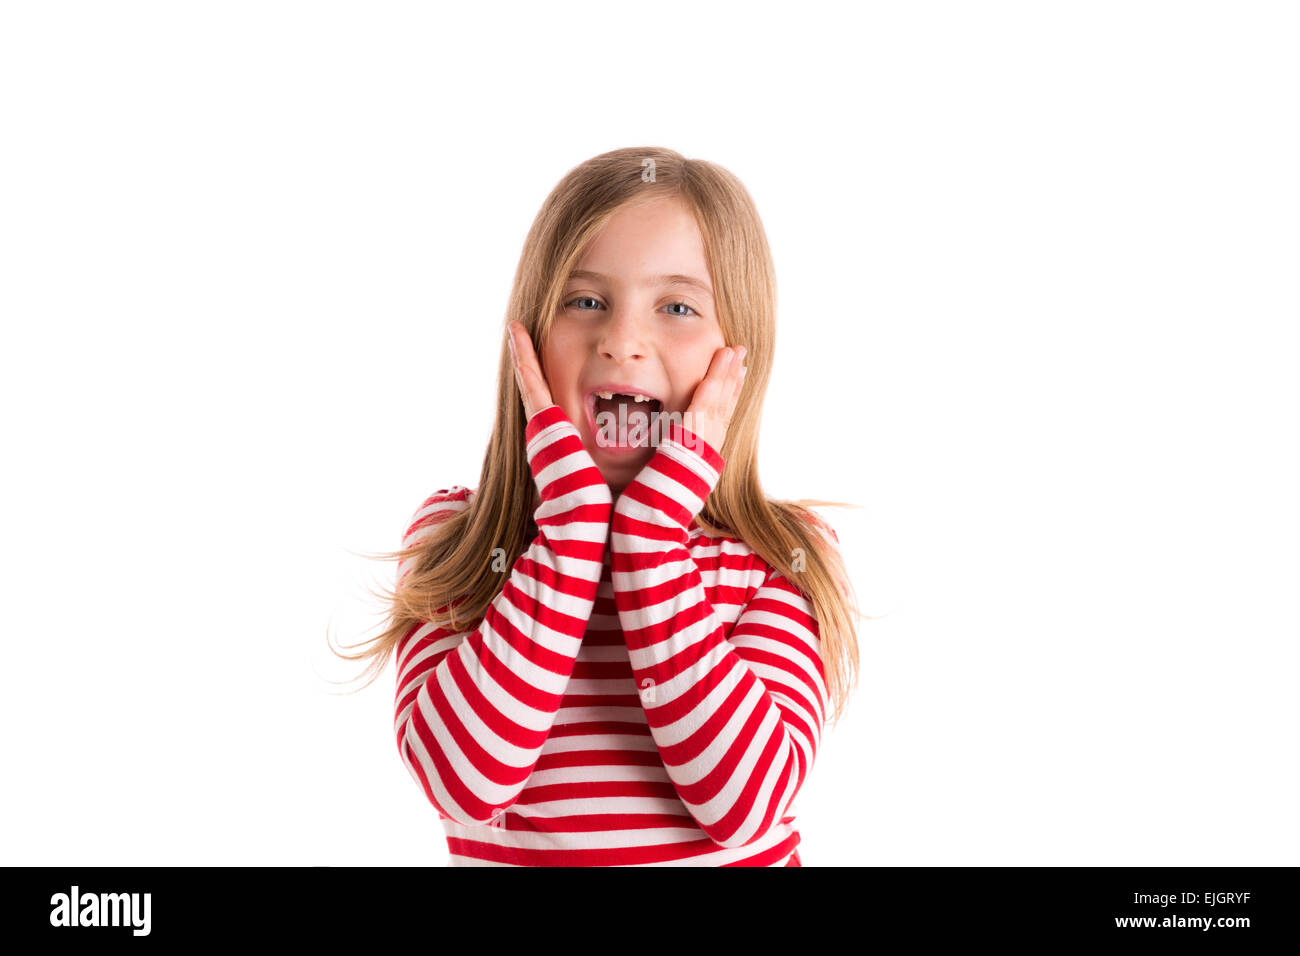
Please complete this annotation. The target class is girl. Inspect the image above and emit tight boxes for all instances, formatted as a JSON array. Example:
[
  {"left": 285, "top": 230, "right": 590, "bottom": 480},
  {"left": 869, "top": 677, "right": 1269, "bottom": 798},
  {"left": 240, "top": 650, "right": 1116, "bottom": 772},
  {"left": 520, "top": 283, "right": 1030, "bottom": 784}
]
[{"left": 338, "top": 147, "right": 862, "bottom": 865}]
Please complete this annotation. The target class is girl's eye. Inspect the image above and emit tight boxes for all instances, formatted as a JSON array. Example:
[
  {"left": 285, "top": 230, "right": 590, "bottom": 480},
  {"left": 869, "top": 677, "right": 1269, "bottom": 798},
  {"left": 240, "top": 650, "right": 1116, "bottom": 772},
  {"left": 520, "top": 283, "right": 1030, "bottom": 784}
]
[{"left": 562, "top": 296, "right": 697, "bottom": 317}]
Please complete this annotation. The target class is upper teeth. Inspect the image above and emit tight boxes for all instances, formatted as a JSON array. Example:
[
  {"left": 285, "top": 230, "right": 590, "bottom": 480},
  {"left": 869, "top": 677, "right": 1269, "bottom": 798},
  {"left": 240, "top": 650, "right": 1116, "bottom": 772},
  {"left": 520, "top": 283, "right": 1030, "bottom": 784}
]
[{"left": 595, "top": 391, "right": 653, "bottom": 402}]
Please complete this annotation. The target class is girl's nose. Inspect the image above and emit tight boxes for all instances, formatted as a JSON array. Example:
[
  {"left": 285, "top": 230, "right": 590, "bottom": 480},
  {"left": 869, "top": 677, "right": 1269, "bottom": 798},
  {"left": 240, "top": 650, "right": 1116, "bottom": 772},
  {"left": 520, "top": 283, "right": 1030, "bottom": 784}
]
[{"left": 596, "top": 308, "right": 650, "bottom": 362}]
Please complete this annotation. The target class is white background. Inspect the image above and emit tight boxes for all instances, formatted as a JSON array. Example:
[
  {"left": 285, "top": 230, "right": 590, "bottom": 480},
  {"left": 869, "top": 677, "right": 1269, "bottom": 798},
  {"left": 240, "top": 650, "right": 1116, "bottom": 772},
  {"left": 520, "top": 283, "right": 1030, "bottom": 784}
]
[{"left": 2, "top": 1, "right": 1296, "bottom": 866}]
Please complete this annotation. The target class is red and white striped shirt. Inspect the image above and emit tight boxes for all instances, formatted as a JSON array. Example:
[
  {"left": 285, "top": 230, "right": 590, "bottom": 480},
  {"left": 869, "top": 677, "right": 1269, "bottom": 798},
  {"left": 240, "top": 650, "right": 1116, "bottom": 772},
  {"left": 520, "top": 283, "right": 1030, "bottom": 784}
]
[{"left": 394, "top": 403, "right": 829, "bottom": 865}]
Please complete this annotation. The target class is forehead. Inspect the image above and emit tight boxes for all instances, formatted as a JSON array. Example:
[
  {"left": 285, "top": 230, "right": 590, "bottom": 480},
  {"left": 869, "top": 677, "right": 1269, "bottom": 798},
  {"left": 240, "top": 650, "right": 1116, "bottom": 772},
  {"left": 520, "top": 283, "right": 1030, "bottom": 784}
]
[{"left": 570, "top": 196, "right": 710, "bottom": 286}]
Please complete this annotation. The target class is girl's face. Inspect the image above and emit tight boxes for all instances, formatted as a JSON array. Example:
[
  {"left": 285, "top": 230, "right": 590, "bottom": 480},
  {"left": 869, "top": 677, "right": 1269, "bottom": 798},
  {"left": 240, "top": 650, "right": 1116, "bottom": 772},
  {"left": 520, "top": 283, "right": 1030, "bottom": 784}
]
[{"left": 542, "top": 195, "right": 727, "bottom": 495}]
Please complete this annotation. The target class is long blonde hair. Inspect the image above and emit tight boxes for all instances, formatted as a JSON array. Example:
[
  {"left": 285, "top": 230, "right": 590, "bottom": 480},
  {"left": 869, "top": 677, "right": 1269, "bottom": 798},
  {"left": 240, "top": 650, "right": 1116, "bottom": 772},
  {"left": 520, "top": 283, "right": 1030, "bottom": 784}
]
[{"left": 330, "top": 146, "right": 865, "bottom": 726}]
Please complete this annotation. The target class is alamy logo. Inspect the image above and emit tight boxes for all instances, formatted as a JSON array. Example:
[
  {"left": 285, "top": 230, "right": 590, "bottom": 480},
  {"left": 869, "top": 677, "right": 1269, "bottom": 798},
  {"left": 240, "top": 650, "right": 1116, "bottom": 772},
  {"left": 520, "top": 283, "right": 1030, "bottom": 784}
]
[{"left": 49, "top": 885, "right": 151, "bottom": 936}]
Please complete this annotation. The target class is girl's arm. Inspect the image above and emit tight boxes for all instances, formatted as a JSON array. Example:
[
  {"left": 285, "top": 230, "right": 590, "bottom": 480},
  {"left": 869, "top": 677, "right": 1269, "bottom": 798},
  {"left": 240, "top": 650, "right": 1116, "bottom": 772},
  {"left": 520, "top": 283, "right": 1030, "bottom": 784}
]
[
  {"left": 609, "top": 420, "right": 829, "bottom": 849},
  {"left": 394, "top": 403, "right": 613, "bottom": 826}
]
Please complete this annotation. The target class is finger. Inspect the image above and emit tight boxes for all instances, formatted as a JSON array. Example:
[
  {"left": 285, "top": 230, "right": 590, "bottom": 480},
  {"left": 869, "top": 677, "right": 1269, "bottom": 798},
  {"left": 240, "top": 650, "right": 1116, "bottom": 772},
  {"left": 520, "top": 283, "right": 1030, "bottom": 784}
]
[
  {"left": 729, "top": 357, "right": 748, "bottom": 406},
  {"left": 715, "top": 346, "right": 745, "bottom": 411},
  {"left": 685, "top": 346, "right": 738, "bottom": 437},
  {"left": 508, "top": 322, "right": 554, "bottom": 417},
  {"left": 701, "top": 346, "right": 735, "bottom": 407},
  {"left": 518, "top": 356, "right": 553, "bottom": 414},
  {"left": 723, "top": 348, "right": 746, "bottom": 413},
  {"left": 506, "top": 325, "right": 533, "bottom": 417}
]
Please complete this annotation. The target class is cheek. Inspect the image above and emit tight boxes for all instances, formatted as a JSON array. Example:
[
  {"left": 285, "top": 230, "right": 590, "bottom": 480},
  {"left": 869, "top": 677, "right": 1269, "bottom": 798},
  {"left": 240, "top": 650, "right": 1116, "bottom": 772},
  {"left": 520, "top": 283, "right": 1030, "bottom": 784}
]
[
  {"left": 538, "top": 348, "right": 569, "bottom": 391},
  {"left": 540, "top": 326, "right": 587, "bottom": 389},
  {"left": 690, "top": 335, "right": 726, "bottom": 377},
  {"left": 667, "top": 349, "right": 719, "bottom": 406}
]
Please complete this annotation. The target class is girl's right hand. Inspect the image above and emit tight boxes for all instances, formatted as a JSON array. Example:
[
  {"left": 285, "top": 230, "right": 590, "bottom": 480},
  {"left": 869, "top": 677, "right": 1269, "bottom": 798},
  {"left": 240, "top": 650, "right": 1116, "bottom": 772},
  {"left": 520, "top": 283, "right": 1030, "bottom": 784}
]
[{"left": 506, "top": 321, "right": 555, "bottom": 421}]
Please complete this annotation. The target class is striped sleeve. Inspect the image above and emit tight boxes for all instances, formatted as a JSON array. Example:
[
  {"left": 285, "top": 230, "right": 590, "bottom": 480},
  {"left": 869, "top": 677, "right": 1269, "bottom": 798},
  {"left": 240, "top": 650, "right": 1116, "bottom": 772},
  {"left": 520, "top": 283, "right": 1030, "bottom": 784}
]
[
  {"left": 393, "top": 404, "right": 614, "bottom": 827},
  {"left": 608, "top": 420, "right": 828, "bottom": 849},
  {"left": 396, "top": 486, "right": 473, "bottom": 589}
]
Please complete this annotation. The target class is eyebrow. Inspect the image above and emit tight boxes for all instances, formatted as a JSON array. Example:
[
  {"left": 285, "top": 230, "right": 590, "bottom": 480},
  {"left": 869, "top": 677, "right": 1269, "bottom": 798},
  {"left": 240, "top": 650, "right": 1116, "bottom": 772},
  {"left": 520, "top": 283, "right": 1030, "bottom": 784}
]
[{"left": 566, "top": 269, "right": 714, "bottom": 299}]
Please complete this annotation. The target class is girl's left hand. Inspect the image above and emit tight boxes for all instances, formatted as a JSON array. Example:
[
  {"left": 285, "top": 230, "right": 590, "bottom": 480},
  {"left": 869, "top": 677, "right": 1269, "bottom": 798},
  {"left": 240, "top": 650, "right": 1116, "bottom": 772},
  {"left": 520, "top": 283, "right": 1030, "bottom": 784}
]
[{"left": 681, "top": 345, "right": 747, "bottom": 455}]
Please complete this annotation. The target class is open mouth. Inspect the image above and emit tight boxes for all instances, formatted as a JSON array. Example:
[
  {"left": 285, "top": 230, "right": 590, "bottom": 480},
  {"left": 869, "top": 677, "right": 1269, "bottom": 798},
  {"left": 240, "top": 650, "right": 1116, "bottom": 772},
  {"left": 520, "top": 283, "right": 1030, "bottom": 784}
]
[
  {"left": 591, "top": 391, "right": 664, "bottom": 422},
  {"left": 586, "top": 390, "right": 666, "bottom": 449}
]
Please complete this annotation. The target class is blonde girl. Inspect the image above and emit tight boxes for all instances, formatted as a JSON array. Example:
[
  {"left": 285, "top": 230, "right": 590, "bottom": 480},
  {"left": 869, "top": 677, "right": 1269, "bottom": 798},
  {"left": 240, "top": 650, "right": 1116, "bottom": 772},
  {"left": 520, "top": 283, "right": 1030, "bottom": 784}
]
[{"left": 335, "top": 146, "right": 861, "bottom": 865}]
